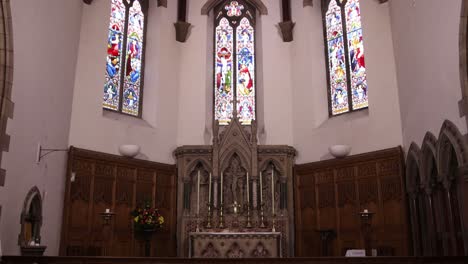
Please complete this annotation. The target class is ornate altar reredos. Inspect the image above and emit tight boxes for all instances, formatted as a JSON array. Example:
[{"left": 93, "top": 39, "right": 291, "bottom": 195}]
[{"left": 174, "top": 119, "right": 296, "bottom": 258}]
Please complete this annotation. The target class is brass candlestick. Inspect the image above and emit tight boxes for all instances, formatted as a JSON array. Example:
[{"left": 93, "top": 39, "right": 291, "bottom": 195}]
[
  {"left": 246, "top": 202, "right": 252, "bottom": 228},
  {"left": 195, "top": 214, "right": 200, "bottom": 232},
  {"left": 218, "top": 203, "right": 225, "bottom": 229},
  {"left": 272, "top": 213, "right": 276, "bottom": 232},
  {"left": 259, "top": 202, "right": 266, "bottom": 228},
  {"left": 206, "top": 203, "right": 212, "bottom": 228}
]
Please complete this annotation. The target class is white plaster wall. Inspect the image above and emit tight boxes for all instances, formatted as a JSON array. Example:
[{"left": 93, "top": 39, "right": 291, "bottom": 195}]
[
  {"left": 0, "top": 0, "right": 82, "bottom": 255},
  {"left": 176, "top": 0, "right": 209, "bottom": 145},
  {"left": 260, "top": 1, "right": 294, "bottom": 145},
  {"left": 389, "top": 0, "right": 467, "bottom": 148},
  {"left": 291, "top": 0, "right": 403, "bottom": 163},
  {"left": 68, "top": 0, "right": 179, "bottom": 164}
]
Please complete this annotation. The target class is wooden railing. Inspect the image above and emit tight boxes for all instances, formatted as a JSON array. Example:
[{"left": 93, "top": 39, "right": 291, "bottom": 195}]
[{"left": 2, "top": 256, "right": 468, "bottom": 264}]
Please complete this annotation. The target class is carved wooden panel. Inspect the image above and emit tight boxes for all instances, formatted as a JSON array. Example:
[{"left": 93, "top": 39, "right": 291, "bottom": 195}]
[
  {"left": 136, "top": 169, "right": 154, "bottom": 206},
  {"left": 358, "top": 179, "right": 378, "bottom": 205},
  {"left": 60, "top": 147, "right": 177, "bottom": 257},
  {"left": 338, "top": 181, "right": 355, "bottom": 207},
  {"left": 318, "top": 183, "right": 335, "bottom": 209},
  {"left": 295, "top": 147, "right": 409, "bottom": 257}
]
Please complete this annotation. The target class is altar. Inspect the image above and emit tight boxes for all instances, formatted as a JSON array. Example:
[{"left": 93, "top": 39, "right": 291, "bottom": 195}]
[
  {"left": 174, "top": 117, "right": 296, "bottom": 257},
  {"left": 189, "top": 232, "right": 281, "bottom": 258}
]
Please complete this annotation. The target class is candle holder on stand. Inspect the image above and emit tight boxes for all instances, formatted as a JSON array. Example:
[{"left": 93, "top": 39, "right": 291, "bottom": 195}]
[
  {"left": 218, "top": 203, "right": 225, "bottom": 229},
  {"left": 206, "top": 203, "right": 212, "bottom": 229},
  {"left": 259, "top": 203, "right": 266, "bottom": 228},
  {"left": 100, "top": 210, "right": 115, "bottom": 225},
  {"left": 359, "top": 210, "right": 374, "bottom": 257}
]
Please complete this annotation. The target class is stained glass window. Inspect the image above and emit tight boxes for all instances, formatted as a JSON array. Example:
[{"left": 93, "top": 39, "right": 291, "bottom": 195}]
[
  {"left": 324, "top": 0, "right": 368, "bottom": 116},
  {"left": 214, "top": 0, "right": 256, "bottom": 125},
  {"left": 104, "top": 0, "right": 147, "bottom": 117}
]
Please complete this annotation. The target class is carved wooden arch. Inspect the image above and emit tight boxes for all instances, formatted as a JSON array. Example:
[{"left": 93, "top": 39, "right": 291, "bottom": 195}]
[
  {"left": 201, "top": 0, "right": 268, "bottom": 15},
  {"left": 18, "top": 186, "right": 43, "bottom": 246},
  {"left": 185, "top": 158, "right": 213, "bottom": 180},
  {"left": 420, "top": 132, "right": 438, "bottom": 191},
  {"left": 258, "top": 158, "right": 285, "bottom": 177},
  {"left": 219, "top": 148, "right": 250, "bottom": 173},
  {"left": 406, "top": 142, "right": 421, "bottom": 195},
  {"left": 437, "top": 120, "right": 468, "bottom": 182}
]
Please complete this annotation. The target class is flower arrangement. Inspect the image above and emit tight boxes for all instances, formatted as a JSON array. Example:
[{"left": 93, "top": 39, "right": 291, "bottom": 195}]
[{"left": 130, "top": 204, "right": 164, "bottom": 232}]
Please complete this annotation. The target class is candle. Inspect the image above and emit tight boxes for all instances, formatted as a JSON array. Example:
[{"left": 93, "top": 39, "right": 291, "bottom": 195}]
[
  {"left": 105, "top": 208, "right": 110, "bottom": 213},
  {"left": 220, "top": 172, "right": 223, "bottom": 204},
  {"left": 197, "top": 170, "right": 200, "bottom": 215},
  {"left": 259, "top": 171, "right": 263, "bottom": 204},
  {"left": 364, "top": 209, "right": 368, "bottom": 213},
  {"left": 208, "top": 172, "right": 212, "bottom": 205},
  {"left": 271, "top": 168, "right": 275, "bottom": 215},
  {"left": 246, "top": 172, "right": 250, "bottom": 204}
]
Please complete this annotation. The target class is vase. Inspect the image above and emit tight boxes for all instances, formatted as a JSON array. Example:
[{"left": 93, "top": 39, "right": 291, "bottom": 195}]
[{"left": 135, "top": 229, "right": 156, "bottom": 257}]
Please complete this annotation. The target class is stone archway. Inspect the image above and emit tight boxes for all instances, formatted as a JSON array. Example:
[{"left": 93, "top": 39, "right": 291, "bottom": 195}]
[{"left": 18, "top": 187, "right": 43, "bottom": 247}]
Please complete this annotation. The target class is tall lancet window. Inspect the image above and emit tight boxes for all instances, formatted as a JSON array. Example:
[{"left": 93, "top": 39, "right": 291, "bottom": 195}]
[
  {"left": 214, "top": 0, "right": 256, "bottom": 125},
  {"left": 103, "top": 0, "right": 147, "bottom": 117},
  {"left": 323, "top": 0, "right": 368, "bottom": 116}
]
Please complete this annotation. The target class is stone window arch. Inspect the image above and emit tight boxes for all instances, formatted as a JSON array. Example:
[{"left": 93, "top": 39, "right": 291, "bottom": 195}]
[{"left": 18, "top": 186, "right": 43, "bottom": 247}]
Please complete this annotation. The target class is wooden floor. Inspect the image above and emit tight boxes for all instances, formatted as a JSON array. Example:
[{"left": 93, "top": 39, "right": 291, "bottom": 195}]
[{"left": 2, "top": 256, "right": 468, "bottom": 264}]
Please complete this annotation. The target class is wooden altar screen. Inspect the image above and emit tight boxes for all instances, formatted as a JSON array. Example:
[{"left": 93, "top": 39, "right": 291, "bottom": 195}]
[
  {"left": 59, "top": 147, "right": 177, "bottom": 257},
  {"left": 294, "top": 147, "right": 409, "bottom": 257}
]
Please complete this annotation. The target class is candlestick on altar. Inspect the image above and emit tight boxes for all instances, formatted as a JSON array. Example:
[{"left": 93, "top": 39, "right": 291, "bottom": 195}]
[
  {"left": 259, "top": 171, "right": 265, "bottom": 228},
  {"left": 220, "top": 172, "right": 223, "bottom": 204},
  {"left": 218, "top": 203, "right": 225, "bottom": 228},
  {"left": 206, "top": 202, "right": 212, "bottom": 229},
  {"left": 197, "top": 170, "right": 200, "bottom": 216},
  {"left": 218, "top": 172, "right": 224, "bottom": 228},
  {"left": 208, "top": 172, "right": 212, "bottom": 205},
  {"left": 272, "top": 214, "right": 276, "bottom": 232},
  {"left": 246, "top": 172, "right": 250, "bottom": 203},
  {"left": 206, "top": 172, "right": 212, "bottom": 229},
  {"left": 259, "top": 171, "right": 263, "bottom": 204},
  {"left": 259, "top": 202, "right": 266, "bottom": 228},
  {"left": 271, "top": 168, "right": 275, "bottom": 215}
]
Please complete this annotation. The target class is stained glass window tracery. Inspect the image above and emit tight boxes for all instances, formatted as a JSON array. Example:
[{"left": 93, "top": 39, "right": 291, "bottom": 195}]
[
  {"left": 324, "top": 0, "right": 368, "bottom": 116},
  {"left": 104, "top": 0, "right": 147, "bottom": 117},
  {"left": 214, "top": 0, "right": 256, "bottom": 125}
]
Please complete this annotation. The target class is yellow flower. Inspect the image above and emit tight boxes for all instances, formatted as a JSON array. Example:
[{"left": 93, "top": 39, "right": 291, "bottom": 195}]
[{"left": 134, "top": 216, "right": 139, "bottom": 223}]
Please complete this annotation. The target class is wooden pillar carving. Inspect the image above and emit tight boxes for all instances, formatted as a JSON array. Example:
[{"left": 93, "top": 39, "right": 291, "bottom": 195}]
[
  {"left": 174, "top": 0, "right": 191, "bottom": 42},
  {"left": 278, "top": 0, "right": 295, "bottom": 42}
]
